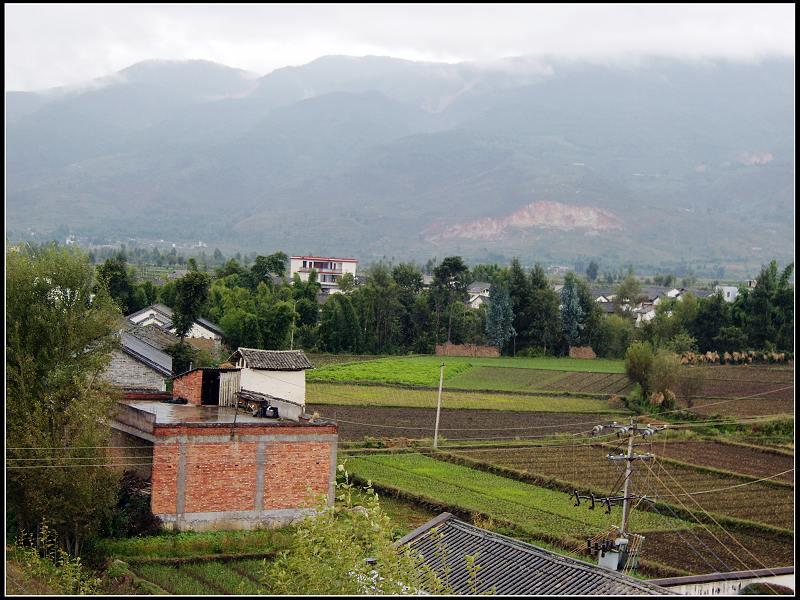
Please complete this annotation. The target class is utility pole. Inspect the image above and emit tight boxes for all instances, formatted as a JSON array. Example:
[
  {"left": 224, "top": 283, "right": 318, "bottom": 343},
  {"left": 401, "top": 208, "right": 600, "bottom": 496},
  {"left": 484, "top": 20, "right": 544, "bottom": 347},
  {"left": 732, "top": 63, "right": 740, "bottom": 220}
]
[
  {"left": 620, "top": 417, "right": 636, "bottom": 535},
  {"left": 575, "top": 418, "right": 664, "bottom": 571},
  {"left": 433, "top": 362, "right": 445, "bottom": 449}
]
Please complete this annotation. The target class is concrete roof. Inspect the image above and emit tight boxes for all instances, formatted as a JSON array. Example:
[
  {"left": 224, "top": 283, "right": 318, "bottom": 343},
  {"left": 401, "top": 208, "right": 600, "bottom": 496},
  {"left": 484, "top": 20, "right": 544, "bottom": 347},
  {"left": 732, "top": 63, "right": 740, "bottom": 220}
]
[{"left": 398, "top": 513, "right": 673, "bottom": 595}]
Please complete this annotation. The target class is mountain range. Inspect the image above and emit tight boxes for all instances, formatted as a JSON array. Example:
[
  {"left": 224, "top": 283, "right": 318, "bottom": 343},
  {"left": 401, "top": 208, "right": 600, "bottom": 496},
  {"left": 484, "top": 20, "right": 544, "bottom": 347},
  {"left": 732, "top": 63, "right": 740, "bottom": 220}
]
[{"left": 6, "top": 55, "right": 794, "bottom": 273}]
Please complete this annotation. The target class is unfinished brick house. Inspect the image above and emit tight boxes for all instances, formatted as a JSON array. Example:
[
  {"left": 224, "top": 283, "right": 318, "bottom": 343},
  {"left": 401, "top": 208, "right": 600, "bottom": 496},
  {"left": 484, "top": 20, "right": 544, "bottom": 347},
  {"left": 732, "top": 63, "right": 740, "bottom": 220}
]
[{"left": 109, "top": 350, "right": 338, "bottom": 531}]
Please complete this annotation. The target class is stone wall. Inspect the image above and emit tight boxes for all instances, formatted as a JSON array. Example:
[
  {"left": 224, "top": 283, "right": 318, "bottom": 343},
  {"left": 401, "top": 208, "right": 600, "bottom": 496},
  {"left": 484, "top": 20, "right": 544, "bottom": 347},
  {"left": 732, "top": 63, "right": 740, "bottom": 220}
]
[
  {"left": 173, "top": 370, "right": 203, "bottom": 405},
  {"left": 102, "top": 350, "right": 167, "bottom": 391},
  {"left": 569, "top": 346, "right": 597, "bottom": 360},
  {"left": 435, "top": 343, "right": 500, "bottom": 358},
  {"left": 150, "top": 423, "right": 337, "bottom": 531}
]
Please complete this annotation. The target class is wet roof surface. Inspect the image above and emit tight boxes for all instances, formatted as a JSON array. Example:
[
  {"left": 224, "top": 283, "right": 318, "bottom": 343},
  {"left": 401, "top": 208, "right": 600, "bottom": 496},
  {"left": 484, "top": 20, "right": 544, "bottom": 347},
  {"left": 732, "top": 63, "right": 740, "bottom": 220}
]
[{"left": 126, "top": 401, "right": 280, "bottom": 424}]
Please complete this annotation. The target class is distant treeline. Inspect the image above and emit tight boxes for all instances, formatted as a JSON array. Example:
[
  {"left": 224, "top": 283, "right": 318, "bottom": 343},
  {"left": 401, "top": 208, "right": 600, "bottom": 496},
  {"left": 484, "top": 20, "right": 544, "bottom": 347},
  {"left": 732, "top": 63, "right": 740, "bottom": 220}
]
[{"left": 83, "top": 244, "right": 794, "bottom": 359}]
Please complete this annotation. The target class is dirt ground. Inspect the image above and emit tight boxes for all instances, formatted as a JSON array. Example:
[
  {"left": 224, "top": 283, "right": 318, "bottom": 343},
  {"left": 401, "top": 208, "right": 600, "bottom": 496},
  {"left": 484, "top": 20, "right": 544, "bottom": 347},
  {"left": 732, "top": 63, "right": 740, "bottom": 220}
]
[
  {"left": 653, "top": 441, "right": 794, "bottom": 482},
  {"left": 307, "top": 405, "right": 618, "bottom": 441}
]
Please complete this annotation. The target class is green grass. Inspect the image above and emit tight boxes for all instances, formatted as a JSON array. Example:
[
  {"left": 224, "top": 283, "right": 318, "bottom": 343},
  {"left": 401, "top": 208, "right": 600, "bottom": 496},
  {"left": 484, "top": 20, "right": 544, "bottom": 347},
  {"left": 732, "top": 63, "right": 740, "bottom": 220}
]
[
  {"left": 308, "top": 383, "right": 627, "bottom": 413},
  {"left": 182, "top": 562, "right": 264, "bottom": 594},
  {"left": 345, "top": 453, "right": 689, "bottom": 537},
  {"left": 91, "top": 528, "right": 292, "bottom": 560},
  {"left": 308, "top": 355, "right": 626, "bottom": 387}
]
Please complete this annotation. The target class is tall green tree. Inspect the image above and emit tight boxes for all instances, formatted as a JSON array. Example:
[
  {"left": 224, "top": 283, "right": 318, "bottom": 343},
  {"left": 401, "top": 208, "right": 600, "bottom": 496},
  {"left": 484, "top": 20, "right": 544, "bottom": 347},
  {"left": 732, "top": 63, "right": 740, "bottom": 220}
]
[
  {"left": 485, "top": 285, "right": 515, "bottom": 351},
  {"left": 524, "top": 264, "right": 560, "bottom": 354},
  {"left": 586, "top": 260, "right": 599, "bottom": 282},
  {"left": 173, "top": 271, "right": 211, "bottom": 341},
  {"left": 625, "top": 341, "right": 655, "bottom": 400},
  {"left": 96, "top": 253, "right": 134, "bottom": 314},
  {"left": 559, "top": 273, "right": 584, "bottom": 348},
  {"left": 433, "top": 256, "right": 470, "bottom": 343},
  {"left": 7, "top": 246, "right": 120, "bottom": 554}
]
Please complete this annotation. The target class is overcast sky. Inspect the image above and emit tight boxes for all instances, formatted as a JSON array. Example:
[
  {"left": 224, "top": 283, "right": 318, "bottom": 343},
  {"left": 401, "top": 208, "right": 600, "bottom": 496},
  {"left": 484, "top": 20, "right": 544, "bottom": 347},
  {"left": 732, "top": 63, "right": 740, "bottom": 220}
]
[{"left": 5, "top": 3, "right": 795, "bottom": 91}]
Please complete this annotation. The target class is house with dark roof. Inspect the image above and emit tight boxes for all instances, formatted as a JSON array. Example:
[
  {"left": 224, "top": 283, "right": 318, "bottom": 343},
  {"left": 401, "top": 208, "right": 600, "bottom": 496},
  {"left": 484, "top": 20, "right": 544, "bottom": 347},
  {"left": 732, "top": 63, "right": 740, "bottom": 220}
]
[
  {"left": 102, "top": 332, "right": 173, "bottom": 392},
  {"left": 127, "top": 304, "right": 224, "bottom": 350},
  {"left": 229, "top": 348, "right": 314, "bottom": 413},
  {"left": 399, "top": 513, "right": 672, "bottom": 595}
]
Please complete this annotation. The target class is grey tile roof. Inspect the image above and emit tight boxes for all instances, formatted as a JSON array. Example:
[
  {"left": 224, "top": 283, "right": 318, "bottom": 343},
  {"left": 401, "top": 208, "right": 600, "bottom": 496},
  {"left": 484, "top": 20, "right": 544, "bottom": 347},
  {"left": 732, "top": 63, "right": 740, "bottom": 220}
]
[
  {"left": 120, "top": 332, "right": 173, "bottom": 377},
  {"left": 468, "top": 281, "right": 492, "bottom": 293},
  {"left": 231, "top": 348, "right": 314, "bottom": 371},
  {"left": 196, "top": 316, "right": 224, "bottom": 336},
  {"left": 125, "top": 324, "right": 179, "bottom": 351},
  {"left": 398, "top": 514, "right": 672, "bottom": 596}
]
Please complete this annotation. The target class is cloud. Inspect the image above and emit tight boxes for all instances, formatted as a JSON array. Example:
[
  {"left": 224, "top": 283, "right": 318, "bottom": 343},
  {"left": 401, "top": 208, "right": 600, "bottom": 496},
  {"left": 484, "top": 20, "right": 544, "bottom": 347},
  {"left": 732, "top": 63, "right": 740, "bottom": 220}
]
[{"left": 5, "top": 4, "right": 795, "bottom": 91}]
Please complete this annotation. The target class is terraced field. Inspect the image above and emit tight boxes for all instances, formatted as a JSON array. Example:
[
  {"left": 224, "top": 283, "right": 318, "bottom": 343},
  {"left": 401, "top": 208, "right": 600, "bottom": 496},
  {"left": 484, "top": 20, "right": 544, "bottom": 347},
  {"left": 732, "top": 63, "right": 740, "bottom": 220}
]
[
  {"left": 308, "top": 405, "right": 627, "bottom": 441},
  {"left": 131, "top": 559, "right": 266, "bottom": 595},
  {"left": 447, "top": 444, "right": 794, "bottom": 529},
  {"left": 307, "top": 383, "right": 625, "bottom": 412},
  {"left": 345, "top": 453, "right": 689, "bottom": 538},
  {"left": 448, "top": 367, "right": 632, "bottom": 395}
]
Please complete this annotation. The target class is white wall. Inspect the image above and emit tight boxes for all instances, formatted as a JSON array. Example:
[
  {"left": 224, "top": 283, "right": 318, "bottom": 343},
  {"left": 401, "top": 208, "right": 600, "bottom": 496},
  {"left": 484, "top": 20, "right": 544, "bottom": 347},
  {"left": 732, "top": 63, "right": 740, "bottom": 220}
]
[
  {"left": 662, "top": 574, "right": 794, "bottom": 595},
  {"left": 240, "top": 368, "right": 306, "bottom": 408},
  {"left": 177, "top": 322, "right": 221, "bottom": 340}
]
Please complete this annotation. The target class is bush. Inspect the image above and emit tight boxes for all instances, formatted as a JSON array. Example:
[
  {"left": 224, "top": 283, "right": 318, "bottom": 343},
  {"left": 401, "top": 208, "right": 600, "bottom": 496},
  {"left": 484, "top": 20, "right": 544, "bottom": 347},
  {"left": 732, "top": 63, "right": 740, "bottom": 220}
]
[
  {"left": 665, "top": 332, "right": 698, "bottom": 354},
  {"left": 625, "top": 342, "right": 654, "bottom": 399},
  {"left": 103, "top": 471, "right": 162, "bottom": 539},
  {"left": 648, "top": 350, "right": 681, "bottom": 401}
]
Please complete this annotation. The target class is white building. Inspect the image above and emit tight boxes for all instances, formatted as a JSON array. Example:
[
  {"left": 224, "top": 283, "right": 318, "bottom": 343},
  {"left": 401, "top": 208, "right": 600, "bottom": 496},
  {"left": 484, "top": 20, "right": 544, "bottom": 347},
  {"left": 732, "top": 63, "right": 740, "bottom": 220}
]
[
  {"left": 715, "top": 285, "right": 740, "bottom": 302},
  {"left": 127, "top": 303, "right": 224, "bottom": 345},
  {"left": 289, "top": 255, "right": 358, "bottom": 293},
  {"left": 229, "top": 348, "right": 314, "bottom": 421}
]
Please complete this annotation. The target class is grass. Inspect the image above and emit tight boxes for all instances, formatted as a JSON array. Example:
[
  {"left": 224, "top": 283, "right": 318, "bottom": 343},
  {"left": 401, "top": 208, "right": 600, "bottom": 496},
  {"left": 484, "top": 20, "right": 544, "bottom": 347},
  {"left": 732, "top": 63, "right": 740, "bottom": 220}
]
[
  {"left": 132, "top": 564, "right": 219, "bottom": 595},
  {"left": 307, "top": 383, "right": 627, "bottom": 413},
  {"left": 182, "top": 561, "right": 264, "bottom": 594},
  {"left": 91, "top": 528, "right": 292, "bottom": 560},
  {"left": 344, "top": 453, "right": 689, "bottom": 538},
  {"left": 308, "top": 355, "right": 626, "bottom": 387}
]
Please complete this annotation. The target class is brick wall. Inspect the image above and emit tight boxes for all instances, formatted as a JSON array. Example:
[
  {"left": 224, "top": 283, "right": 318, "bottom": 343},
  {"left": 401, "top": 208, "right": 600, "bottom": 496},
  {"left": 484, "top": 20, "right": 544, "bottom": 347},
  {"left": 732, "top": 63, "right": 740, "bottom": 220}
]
[
  {"left": 436, "top": 343, "right": 500, "bottom": 358},
  {"left": 173, "top": 370, "right": 203, "bottom": 405},
  {"left": 102, "top": 350, "right": 167, "bottom": 391},
  {"left": 150, "top": 424, "right": 337, "bottom": 525},
  {"left": 569, "top": 346, "right": 597, "bottom": 359}
]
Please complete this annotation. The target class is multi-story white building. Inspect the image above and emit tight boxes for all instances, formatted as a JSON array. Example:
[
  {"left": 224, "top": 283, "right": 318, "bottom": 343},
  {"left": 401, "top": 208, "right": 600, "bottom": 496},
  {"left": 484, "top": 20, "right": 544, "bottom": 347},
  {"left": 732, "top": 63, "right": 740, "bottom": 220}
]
[{"left": 289, "top": 255, "right": 358, "bottom": 293}]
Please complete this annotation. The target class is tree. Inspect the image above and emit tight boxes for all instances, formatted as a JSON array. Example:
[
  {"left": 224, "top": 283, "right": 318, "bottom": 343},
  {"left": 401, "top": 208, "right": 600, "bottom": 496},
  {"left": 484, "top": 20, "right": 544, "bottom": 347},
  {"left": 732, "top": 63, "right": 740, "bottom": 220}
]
[
  {"left": 615, "top": 275, "right": 642, "bottom": 312},
  {"left": 485, "top": 286, "right": 515, "bottom": 351},
  {"left": 586, "top": 260, "right": 599, "bottom": 282},
  {"left": 96, "top": 253, "right": 134, "bottom": 314},
  {"left": 7, "top": 245, "right": 121, "bottom": 554},
  {"left": 524, "top": 264, "right": 560, "bottom": 354},
  {"left": 625, "top": 342, "right": 655, "bottom": 400},
  {"left": 594, "top": 315, "right": 634, "bottom": 358},
  {"left": 559, "top": 273, "right": 584, "bottom": 348},
  {"left": 172, "top": 271, "right": 211, "bottom": 341},
  {"left": 338, "top": 272, "right": 356, "bottom": 293},
  {"left": 648, "top": 350, "right": 681, "bottom": 405},
  {"left": 252, "top": 252, "right": 288, "bottom": 285},
  {"left": 690, "top": 291, "right": 730, "bottom": 352},
  {"left": 433, "top": 256, "right": 469, "bottom": 343},
  {"left": 506, "top": 258, "right": 532, "bottom": 346},
  {"left": 262, "top": 470, "right": 479, "bottom": 595}
]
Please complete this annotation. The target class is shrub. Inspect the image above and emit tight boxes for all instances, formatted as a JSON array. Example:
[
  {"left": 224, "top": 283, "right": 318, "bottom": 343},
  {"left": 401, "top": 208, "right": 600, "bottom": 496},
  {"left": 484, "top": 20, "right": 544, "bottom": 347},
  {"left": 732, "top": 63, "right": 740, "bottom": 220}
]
[
  {"left": 625, "top": 342, "right": 654, "bottom": 399},
  {"left": 648, "top": 350, "right": 681, "bottom": 402}
]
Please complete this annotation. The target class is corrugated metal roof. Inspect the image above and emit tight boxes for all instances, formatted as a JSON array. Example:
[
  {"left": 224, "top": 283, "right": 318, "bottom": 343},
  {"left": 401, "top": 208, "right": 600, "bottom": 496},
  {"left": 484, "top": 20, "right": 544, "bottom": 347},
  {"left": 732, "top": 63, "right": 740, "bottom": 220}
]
[
  {"left": 120, "top": 332, "right": 173, "bottom": 377},
  {"left": 398, "top": 514, "right": 672, "bottom": 596},
  {"left": 231, "top": 348, "right": 314, "bottom": 371}
]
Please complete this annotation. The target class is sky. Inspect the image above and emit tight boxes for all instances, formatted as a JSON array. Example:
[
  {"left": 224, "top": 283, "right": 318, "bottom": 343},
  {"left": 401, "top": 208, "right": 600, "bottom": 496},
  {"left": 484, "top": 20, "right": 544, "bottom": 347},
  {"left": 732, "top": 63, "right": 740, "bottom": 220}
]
[{"left": 5, "top": 3, "right": 795, "bottom": 91}]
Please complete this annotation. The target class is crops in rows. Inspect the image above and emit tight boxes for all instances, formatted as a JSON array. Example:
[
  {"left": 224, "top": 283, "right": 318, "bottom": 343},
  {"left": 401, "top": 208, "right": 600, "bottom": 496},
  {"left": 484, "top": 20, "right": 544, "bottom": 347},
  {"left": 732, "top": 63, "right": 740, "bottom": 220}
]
[
  {"left": 653, "top": 441, "right": 794, "bottom": 482},
  {"left": 448, "top": 444, "right": 794, "bottom": 529},
  {"left": 643, "top": 527, "right": 793, "bottom": 574},
  {"left": 306, "top": 353, "right": 387, "bottom": 368},
  {"left": 307, "top": 383, "right": 624, "bottom": 413},
  {"left": 132, "top": 559, "right": 267, "bottom": 595},
  {"left": 697, "top": 365, "right": 794, "bottom": 383},
  {"left": 687, "top": 396, "right": 794, "bottom": 418},
  {"left": 344, "top": 453, "right": 688, "bottom": 538},
  {"left": 448, "top": 367, "right": 632, "bottom": 395}
]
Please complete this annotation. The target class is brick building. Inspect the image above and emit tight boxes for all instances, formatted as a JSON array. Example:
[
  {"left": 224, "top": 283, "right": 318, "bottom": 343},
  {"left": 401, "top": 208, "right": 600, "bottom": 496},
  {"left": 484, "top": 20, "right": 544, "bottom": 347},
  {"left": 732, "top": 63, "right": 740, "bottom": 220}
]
[{"left": 110, "top": 400, "right": 337, "bottom": 531}]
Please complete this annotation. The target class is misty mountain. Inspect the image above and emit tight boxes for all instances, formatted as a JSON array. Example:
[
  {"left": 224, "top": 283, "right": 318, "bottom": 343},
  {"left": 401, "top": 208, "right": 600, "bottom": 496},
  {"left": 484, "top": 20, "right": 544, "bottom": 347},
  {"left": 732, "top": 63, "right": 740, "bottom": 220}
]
[{"left": 5, "top": 55, "right": 794, "bottom": 271}]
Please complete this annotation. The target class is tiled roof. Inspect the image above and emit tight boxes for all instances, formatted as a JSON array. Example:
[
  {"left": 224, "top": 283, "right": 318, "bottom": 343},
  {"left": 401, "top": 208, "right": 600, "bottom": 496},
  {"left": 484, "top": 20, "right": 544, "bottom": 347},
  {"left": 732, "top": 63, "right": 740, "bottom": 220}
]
[
  {"left": 119, "top": 332, "right": 173, "bottom": 377},
  {"left": 398, "top": 514, "right": 672, "bottom": 596},
  {"left": 231, "top": 348, "right": 314, "bottom": 371},
  {"left": 125, "top": 324, "right": 179, "bottom": 351}
]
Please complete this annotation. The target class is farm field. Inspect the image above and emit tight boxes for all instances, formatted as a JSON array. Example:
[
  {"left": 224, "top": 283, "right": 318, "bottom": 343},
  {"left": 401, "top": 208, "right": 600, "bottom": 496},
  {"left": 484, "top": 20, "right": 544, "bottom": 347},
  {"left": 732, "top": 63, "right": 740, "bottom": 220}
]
[
  {"left": 308, "top": 405, "right": 626, "bottom": 441},
  {"left": 131, "top": 559, "right": 266, "bottom": 595},
  {"left": 686, "top": 396, "right": 794, "bottom": 417},
  {"left": 307, "top": 355, "right": 626, "bottom": 387},
  {"left": 643, "top": 527, "right": 793, "bottom": 574},
  {"left": 344, "top": 453, "right": 689, "bottom": 538},
  {"left": 447, "top": 366, "right": 632, "bottom": 395},
  {"left": 447, "top": 444, "right": 794, "bottom": 529},
  {"left": 307, "top": 383, "right": 626, "bottom": 413},
  {"left": 306, "top": 353, "right": 387, "bottom": 368},
  {"left": 653, "top": 441, "right": 794, "bottom": 482}
]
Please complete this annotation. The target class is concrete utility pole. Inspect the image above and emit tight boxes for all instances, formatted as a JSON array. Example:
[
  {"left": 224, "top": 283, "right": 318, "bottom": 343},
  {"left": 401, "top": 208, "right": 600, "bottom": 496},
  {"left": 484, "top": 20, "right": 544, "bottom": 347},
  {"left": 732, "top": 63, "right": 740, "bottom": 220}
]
[
  {"left": 620, "top": 417, "right": 636, "bottom": 535},
  {"left": 433, "top": 363, "right": 445, "bottom": 449}
]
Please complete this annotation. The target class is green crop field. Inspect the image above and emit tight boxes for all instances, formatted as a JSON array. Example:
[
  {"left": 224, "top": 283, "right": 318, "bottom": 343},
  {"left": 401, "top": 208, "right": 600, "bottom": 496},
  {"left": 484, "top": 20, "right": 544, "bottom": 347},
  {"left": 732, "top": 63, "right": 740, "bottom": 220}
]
[
  {"left": 307, "top": 383, "right": 627, "bottom": 413},
  {"left": 308, "top": 355, "right": 626, "bottom": 387},
  {"left": 344, "top": 453, "right": 689, "bottom": 538}
]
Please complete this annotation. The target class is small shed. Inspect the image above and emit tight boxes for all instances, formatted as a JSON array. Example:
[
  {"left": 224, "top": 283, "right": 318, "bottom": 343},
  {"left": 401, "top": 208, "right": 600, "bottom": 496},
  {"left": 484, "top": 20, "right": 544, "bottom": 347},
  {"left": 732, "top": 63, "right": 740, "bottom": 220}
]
[{"left": 229, "top": 348, "right": 313, "bottom": 408}]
